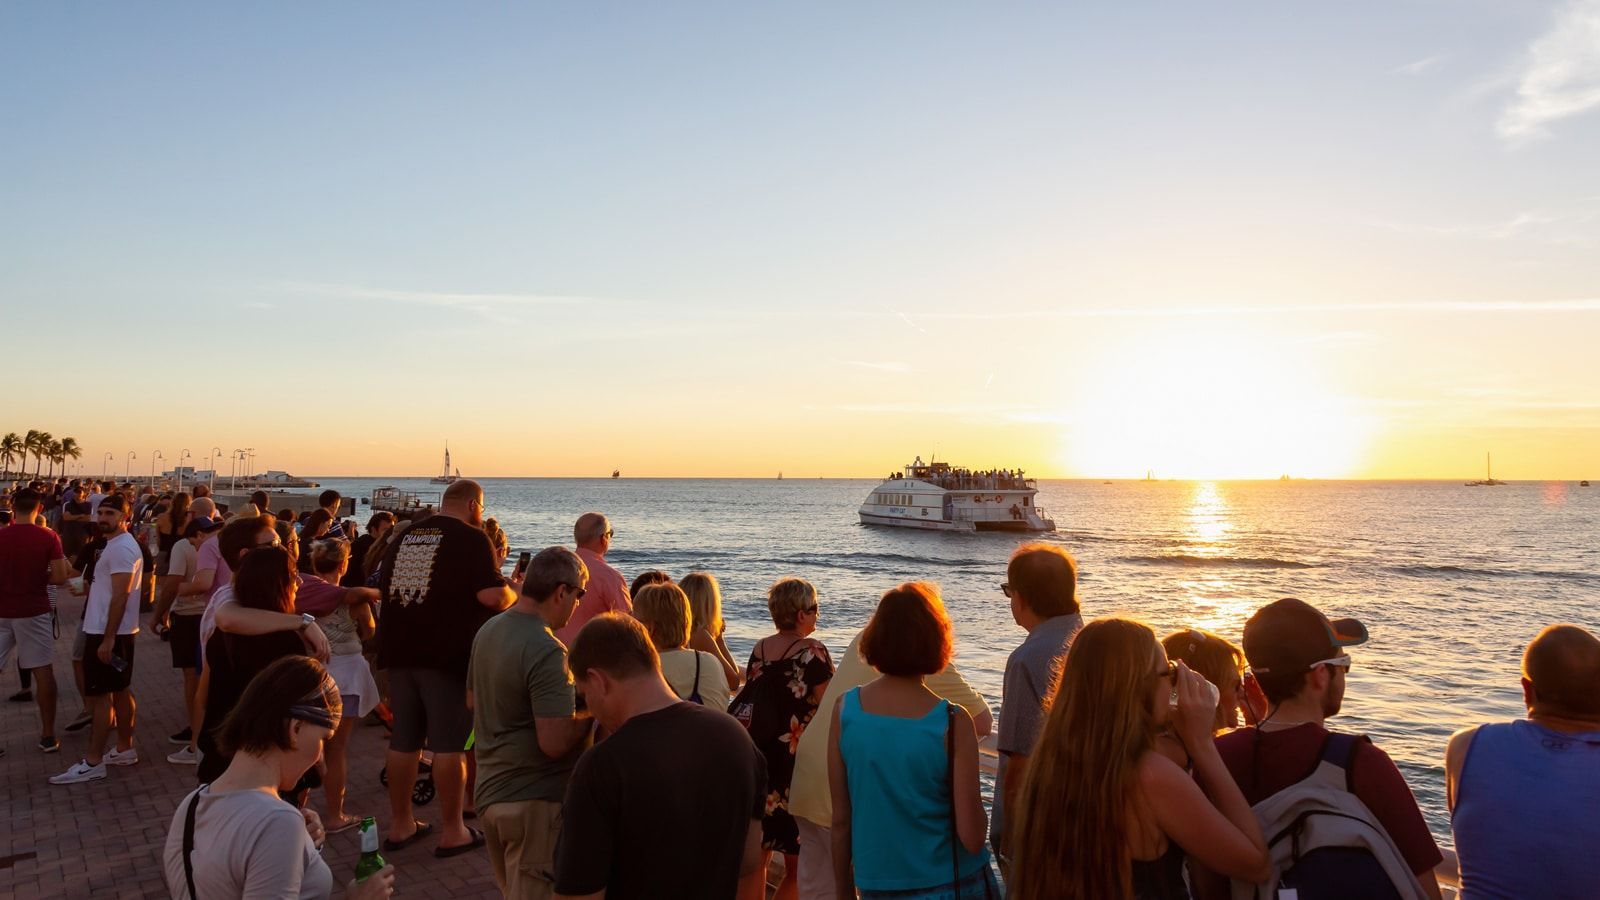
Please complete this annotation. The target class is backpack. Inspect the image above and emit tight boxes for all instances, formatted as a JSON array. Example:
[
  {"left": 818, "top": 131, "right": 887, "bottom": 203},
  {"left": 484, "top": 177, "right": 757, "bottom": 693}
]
[
  {"left": 1231, "top": 732, "right": 1427, "bottom": 900},
  {"left": 728, "top": 638, "right": 807, "bottom": 728}
]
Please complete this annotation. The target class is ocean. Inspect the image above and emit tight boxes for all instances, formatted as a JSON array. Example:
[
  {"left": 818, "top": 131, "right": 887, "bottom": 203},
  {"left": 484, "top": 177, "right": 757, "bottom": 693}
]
[{"left": 311, "top": 476, "right": 1600, "bottom": 846}]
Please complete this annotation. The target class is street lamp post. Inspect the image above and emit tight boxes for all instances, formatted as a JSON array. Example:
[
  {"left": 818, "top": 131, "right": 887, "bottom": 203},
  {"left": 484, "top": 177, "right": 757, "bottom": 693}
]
[
  {"left": 126, "top": 451, "right": 136, "bottom": 484},
  {"left": 210, "top": 447, "right": 222, "bottom": 493},
  {"left": 151, "top": 450, "right": 164, "bottom": 491},
  {"left": 102, "top": 452, "right": 113, "bottom": 481},
  {"left": 231, "top": 449, "right": 245, "bottom": 494},
  {"left": 178, "top": 449, "right": 192, "bottom": 493}
]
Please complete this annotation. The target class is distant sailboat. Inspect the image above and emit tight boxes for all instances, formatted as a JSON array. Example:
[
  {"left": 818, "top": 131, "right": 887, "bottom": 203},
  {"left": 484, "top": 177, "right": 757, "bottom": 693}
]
[
  {"left": 612, "top": 469, "right": 621, "bottom": 479},
  {"left": 778, "top": 472, "right": 784, "bottom": 480},
  {"left": 1466, "top": 452, "right": 1505, "bottom": 487},
  {"left": 430, "top": 444, "right": 460, "bottom": 484}
]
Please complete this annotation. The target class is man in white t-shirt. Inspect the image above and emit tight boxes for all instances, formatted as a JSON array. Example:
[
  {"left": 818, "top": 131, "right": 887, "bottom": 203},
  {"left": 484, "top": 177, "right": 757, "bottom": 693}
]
[{"left": 52, "top": 493, "right": 145, "bottom": 784}]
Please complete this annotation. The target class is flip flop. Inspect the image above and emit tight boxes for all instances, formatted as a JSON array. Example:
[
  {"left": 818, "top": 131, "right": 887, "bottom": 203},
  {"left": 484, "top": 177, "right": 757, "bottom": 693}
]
[
  {"left": 381, "top": 820, "right": 433, "bottom": 852},
  {"left": 326, "top": 815, "right": 362, "bottom": 835},
  {"left": 434, "top": 826, "right": 486, "bottom": 858}
]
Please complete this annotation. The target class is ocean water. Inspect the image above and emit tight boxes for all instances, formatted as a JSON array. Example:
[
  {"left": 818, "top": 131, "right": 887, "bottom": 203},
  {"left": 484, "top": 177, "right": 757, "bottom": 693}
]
[{"left": 313, "top": 476, "right": 1600, "bottom": 845}]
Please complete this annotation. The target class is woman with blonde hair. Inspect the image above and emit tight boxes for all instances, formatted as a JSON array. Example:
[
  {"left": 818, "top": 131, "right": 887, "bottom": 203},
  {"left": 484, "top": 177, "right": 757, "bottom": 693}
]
[
  {"left": 633, "top": 582, "right": 732, "bottom": 710},
  {"left": 1009, "top": 618, "right": 1268, "bottom": 900},
  {"left": 681, "top": 571, "right": 741, "bottom": 691},
  {"left": 1161, "top": 629, "right": 1261, "bottom": 733}
]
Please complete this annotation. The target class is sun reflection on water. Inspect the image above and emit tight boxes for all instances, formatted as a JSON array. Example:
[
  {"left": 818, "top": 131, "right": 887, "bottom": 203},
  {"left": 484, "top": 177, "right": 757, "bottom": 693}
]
[{"left": 1178, "top": 482, "right": 1257, "bottom": 634}]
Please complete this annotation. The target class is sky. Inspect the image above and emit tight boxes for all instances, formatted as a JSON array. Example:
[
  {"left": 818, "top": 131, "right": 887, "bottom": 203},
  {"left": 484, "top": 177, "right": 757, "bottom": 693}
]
[{"left": 3, "top": 2, "right": 1599, "bottom": 479}]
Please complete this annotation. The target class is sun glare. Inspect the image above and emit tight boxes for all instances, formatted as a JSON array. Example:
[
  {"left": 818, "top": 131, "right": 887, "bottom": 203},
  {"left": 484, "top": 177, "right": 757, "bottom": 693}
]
[{"left": 1062, "top": 329, "right": 1371, "bottom": 479}]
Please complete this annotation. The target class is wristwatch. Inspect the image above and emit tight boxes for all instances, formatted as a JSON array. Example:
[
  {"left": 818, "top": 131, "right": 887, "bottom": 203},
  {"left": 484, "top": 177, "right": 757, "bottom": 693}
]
[{"left": 298, "top": 612, "right": 316, "bottom": 632}]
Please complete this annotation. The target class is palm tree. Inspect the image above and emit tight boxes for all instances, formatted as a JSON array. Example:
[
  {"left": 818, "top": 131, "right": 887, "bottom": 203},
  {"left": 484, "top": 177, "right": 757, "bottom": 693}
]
[
  {"left": 0, "top": 432, "right": 21, "bottom": 478},
  {"left": 32, "top": 431, "right": 53, "bottom": 479},
  {"left": 45, "top": 439, "right": 65, "bottom": 479},
  {"left": 59, "top": 437, "right": 82, "bottom": 478},
  {"left": 23, "top": 430, "right": 45, "bottom": 479}
]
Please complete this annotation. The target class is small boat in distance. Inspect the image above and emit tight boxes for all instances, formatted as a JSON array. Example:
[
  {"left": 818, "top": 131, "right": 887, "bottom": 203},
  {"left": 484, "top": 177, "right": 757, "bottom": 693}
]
[
  {"left": 1466, "top": 452, "right": 1505, "bottom": 487},
  {"left": 1582, "top": 480, "right": 1591, "bottom": 487},
  {"left": 859, "top": 457, "right": 1055, "bottom": 532},
  {"left": 430, "top": 444, "right": 460, "bottom": 484},
  {"left": 612, "top": 469, "right": 620, "bottom": 479}
]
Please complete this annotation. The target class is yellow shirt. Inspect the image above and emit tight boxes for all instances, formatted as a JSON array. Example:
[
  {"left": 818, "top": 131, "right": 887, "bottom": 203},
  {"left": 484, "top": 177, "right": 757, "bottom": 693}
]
[{"left": 788, "top": 631, "right": 989, "bottom": 828}]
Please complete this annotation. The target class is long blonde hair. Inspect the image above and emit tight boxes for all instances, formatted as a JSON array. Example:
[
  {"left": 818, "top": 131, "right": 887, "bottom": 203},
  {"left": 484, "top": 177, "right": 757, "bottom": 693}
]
[
  {"left": 1010, "top": 618, "right": 1164, "bottom": 900},
  {"left": 680, "top": 572, "right": 723, "bottom": 637}
]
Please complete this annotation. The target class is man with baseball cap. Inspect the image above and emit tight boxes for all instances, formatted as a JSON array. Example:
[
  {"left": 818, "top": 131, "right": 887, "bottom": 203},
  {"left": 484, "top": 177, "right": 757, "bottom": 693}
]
[
  {"left": 149, "top": 514, "right": 225, "bottom": 764},
  {"left": 1193, "top": 598, "right": 1444, "bottom": 899}
]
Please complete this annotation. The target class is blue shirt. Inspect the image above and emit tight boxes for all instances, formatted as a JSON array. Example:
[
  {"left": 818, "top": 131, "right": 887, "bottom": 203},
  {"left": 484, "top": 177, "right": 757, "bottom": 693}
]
[
  {"left": 1453, "top": 719, "right": 1600, "bottom": 899},
  {"left": 992, "top": 612, "right": 1082, "bottom": 847},
  {"left": 838, "top": 688, "right": 990, "bottom": 891}
]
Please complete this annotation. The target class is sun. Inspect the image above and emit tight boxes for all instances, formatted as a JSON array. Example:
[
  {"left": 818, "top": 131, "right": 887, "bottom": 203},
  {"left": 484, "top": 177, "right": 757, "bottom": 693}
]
[{"left": 1060, "top": 328, "right": 1371, "bottom": 479}]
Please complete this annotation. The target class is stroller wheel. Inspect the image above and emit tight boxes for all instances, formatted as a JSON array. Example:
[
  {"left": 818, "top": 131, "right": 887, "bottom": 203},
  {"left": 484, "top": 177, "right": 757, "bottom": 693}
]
[{"left": 413, "top": 777, "right": 436, "bottom": 806}]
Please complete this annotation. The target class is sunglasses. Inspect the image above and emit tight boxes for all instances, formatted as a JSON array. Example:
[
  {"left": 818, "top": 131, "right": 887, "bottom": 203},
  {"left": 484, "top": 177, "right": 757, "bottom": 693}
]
[
  {"left": 800, "top": 604, "right": 819, "bottom": 615},
  {"left": 605, "top": 528, "right": 615, "bottom": 539},
  {"left": 1308, "top": 654, "right": 1353, "bottom": 672},
  {"left": 1154, "top": 661, "right": 1177, "bottom": 681},
  {"left": 565, "top": 583, "right": 587, "bottom": 600},
  {"left": 1000, "top": 583, "right": 1013, "bottom": 598}
]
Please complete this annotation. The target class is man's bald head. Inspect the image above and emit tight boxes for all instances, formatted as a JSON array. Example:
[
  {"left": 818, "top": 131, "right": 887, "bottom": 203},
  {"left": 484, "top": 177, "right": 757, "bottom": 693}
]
[
  {"left": 440, "top": 479, "right": 485, "bottom": 525},
  {"left": 1524, "top": 624, "right": 1600, "bottom": 719},
  {"left": 574, "top": 512, "right": 611, "bottom": 550},
  {"left": 190, "top": 497, "right": 217, "bottom": 518}
]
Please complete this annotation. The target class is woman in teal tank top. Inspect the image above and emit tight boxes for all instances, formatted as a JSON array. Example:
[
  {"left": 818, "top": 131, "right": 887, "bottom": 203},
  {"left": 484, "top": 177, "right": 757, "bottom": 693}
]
[{"left": 827, "top": 583, "right": 998, "bottom": 899}]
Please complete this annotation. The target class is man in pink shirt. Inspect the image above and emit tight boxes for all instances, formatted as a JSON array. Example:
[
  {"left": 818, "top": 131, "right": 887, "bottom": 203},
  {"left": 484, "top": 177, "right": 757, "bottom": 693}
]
[{"left": 554, "top": 512, "right": 632, "bottom": 646}]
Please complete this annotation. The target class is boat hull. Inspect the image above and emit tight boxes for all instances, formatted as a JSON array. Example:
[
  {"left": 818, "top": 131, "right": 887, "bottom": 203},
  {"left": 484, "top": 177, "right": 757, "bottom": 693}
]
[{"left": 858, "top": 511, "right": 1055, "bottom": 533}]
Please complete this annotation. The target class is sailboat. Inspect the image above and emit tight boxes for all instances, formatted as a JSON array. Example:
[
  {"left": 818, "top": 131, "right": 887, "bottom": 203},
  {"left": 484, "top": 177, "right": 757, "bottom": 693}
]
[
  {"left": 1465, "top": 452, "right": 1505, "bottom": 487},
  {"left": 431, "top": 444, "right": 460, "bottom": 484}
]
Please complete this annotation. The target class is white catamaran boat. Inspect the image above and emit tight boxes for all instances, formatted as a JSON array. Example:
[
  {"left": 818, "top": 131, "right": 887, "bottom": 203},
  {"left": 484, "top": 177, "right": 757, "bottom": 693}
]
[
  {"left": 859, "top": 457, "right": 1056, "bottom": 532},
  {"left": 430, "top": 444, "right": 461, "bottom": 485}
]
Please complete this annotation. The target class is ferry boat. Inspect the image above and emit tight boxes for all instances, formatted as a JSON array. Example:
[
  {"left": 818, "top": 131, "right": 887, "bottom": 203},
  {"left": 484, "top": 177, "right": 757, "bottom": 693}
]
[{"left": 859, "top": 457, "right": 1055, "bottom": 532}]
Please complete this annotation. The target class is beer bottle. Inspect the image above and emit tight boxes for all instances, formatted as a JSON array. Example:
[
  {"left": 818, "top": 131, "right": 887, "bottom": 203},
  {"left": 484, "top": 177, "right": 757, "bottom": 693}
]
[{"left": 355, "top": 817, "right": 386, "bottom": 881}]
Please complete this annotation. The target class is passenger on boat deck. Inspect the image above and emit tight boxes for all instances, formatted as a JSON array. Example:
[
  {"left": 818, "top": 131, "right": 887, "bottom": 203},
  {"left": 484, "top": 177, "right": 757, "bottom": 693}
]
[
  {"left": 1190, "top": 598, "right": 1444, "bottom": 900},
  {"left": 553, "top": 614, "right": 766, "bottom": 900},
  {"left": 992, "top": 543, "right": 1082, "bottom": 867},
  {"left": 554, "top": 512, "right": 631, "bottom": 646},
  {"left": 1009, "top": 618, "right": 1269, "bottom": 900},
  {"left": 1446, "top": 624, "right": 1600, "bottom": 900}
]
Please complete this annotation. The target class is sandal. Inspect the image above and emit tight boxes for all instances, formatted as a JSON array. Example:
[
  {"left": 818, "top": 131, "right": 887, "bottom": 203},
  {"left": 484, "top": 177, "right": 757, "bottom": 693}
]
[
  {"left": 381, "top": 820, "right": 433, "bottom": 852},
  {"left": 434, "top": 826, "right": 486, "bottom": 858},
  {"left": 326, "top": 814, "right": 362, "bottom": 835}
]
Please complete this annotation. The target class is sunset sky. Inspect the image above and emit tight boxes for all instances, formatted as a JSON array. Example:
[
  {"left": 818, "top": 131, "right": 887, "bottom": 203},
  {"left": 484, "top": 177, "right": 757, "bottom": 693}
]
[{"left": 4, "top": 3, "right": 1598, "bottom": 479}]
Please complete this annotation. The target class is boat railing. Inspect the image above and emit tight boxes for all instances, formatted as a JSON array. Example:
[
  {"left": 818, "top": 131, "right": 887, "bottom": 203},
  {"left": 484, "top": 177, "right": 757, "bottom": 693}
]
[{"left": 371, "top": 486, "right": 440, "bottom": 511}]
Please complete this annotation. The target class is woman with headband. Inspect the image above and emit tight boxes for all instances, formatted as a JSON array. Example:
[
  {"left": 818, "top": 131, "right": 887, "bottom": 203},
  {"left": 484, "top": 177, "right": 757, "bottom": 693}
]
[{"left": 163, "top": 655, "right": 397, "bottom": 899}]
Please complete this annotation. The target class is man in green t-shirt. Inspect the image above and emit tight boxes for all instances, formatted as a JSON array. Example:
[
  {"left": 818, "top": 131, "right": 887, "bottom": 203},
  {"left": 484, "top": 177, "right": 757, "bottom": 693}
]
[{"left": 468, "top": 546, "right": 595, "bottom": 900}]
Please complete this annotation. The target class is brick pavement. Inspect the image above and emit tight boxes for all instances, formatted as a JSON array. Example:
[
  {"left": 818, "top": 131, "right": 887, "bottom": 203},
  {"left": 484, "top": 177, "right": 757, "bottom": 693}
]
[{"left": 0, "top": 601, "right": 503, "bottom": 899}]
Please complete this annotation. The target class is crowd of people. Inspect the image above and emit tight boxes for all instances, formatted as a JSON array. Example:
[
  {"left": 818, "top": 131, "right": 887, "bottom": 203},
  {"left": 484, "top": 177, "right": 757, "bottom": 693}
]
[{"left": 2, "top": 475, "right": 1598, "bottom": 899}]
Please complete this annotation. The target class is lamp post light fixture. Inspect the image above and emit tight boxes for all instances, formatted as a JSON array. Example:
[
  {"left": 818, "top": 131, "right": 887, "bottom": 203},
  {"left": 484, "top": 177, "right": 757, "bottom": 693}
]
[
  {"left": 126, "top": 451, "right": 136, "bottom": 484},
  {"left": 151, "top": 450, "right": 164, "bottom": 491},
  {"left": 210, "top": 447, "right": 222, "bottom": 492},
  {"left": 102, "top": 452, "right": 113, "bottom": 480},
  {"left": 179, "top": 449, "right": 192, "bottom": 493}
]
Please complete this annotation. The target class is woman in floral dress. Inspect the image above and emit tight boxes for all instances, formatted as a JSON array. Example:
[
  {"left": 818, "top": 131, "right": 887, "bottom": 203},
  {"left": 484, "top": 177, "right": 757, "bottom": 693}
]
[{"left": 730, "top": 577, "right": 834, "bottom": 900}]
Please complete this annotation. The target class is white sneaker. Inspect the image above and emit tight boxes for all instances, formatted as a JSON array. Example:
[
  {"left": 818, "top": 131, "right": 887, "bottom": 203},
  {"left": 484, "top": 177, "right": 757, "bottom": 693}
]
[
  {"left": 166, "top": 746, "right": 199, "bottom": 765},
  {"left": 49, "top": 759, "right": 108, "bottom": 784},
  {"left": 104, "top": 747, "right": 139, "bottom": 767}
]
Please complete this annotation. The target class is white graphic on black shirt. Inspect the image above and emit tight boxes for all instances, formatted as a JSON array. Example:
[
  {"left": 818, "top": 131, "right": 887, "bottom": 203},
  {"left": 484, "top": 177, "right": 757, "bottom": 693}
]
[{"left": 390, "top": 531, "right": 443, "bottom": 607}]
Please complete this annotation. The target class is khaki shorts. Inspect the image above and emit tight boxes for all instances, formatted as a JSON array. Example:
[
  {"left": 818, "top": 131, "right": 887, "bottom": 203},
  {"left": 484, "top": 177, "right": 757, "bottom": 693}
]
[
  {"left": 482, "top": 798, "right": 562, "bottom": 900},
  {"left": 0, "top": 612, "right": 56, "bottom": 671}
]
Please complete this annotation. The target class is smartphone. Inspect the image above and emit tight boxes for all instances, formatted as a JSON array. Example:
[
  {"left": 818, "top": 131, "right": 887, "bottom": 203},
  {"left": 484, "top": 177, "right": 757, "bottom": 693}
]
[
  {"left": 108, "top": 654, "right": 129, "bottom": 673},
  {"left": 512, "top": 551, "right": 532, "bottom": 581}
]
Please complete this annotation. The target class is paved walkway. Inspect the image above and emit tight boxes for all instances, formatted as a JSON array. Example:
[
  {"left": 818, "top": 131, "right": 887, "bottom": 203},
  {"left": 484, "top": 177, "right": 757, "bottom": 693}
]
[{"left": 0, "top": 608, "right": 503, "bottom": 899}]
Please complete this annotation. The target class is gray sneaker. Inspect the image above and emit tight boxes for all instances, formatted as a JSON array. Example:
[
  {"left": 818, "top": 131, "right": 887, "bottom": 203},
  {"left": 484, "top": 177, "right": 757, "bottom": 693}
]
[
  {"left": 166, "top": 745, "right": 200, "bottom": 765},
  {"left": 50, "top": 759, "right": 108, "bottom": 784},
  {"left": 104, "top": 746, "right": 139, "bottom": 767}
]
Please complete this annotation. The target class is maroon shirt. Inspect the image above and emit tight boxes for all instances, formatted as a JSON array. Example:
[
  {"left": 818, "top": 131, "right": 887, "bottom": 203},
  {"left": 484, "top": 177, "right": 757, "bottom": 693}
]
[
  {"left": 1214, "top": 723, "right": 1443, "bottom": 875},
  {"left": 0, "top": 523, "right": 64, "bottom": 618}
]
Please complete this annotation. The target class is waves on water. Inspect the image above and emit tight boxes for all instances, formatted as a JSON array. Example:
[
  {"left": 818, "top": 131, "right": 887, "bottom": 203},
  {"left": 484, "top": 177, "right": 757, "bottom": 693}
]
[
  {"left": 1114, "top": 553, "right": 1317, "bottom": 569},
  {"left": 1383, "top": 563, "right": 1598, "bottom": 582}
]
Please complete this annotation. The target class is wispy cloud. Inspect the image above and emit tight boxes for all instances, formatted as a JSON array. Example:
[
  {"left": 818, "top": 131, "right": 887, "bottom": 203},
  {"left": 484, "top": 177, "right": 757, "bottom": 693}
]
[
  {"left": 834, "top": 359, "right": 912, "bottom": 373},
  {"left": 280, "top": 282, "right": 588, "bottom": 322},
  {"left": 1497, "top": 0, "right": 1600, "bottom": 143},
  {"left": 1370, "top": 205, "right": 1600, "bottom": 244},
  {"left": 1395, "top": 54, "right": 1445, "bottom": 76}
]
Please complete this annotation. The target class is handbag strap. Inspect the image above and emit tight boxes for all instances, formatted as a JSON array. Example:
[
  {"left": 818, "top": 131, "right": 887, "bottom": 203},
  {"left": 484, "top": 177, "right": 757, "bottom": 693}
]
[
  {"left": 946, "top": 703, "right": 960, "bottom": 893},
  {"left": 687, "top": 650, "right": 704, "bottom": 704},
  {"left": 182, "top": 788, "right": 202, "bottom": 900}
]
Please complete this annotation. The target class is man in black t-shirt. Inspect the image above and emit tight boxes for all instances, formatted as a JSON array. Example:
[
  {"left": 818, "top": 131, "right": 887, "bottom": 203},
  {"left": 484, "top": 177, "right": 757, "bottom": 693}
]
[
  {"left": 554, "top": 614, "right": 767, "bottom": 900},
  {"left": 59, "top": 484, "right": 93, "bottom": 557},
  {"left": 377, "top": 479, "right": 517, "bottom": 856}
]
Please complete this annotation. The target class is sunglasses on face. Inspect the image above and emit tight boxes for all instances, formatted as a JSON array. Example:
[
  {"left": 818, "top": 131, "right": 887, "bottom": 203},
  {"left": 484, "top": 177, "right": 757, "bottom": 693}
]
[
  {"left": 1154, "top": 661, "right": 1177, "bottom": 682},
  {"left": 1000, "top": 583, "right": 1013, "bottom": 598},
  {"left": 565, "top": 583, "right": 587, "bottom": 600},
  {"left": 800, "top": 604, "right": 819, "bottom": 615},
  {"left": 1309, "top": 654, "right": 1353, "bottom": 672}
]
